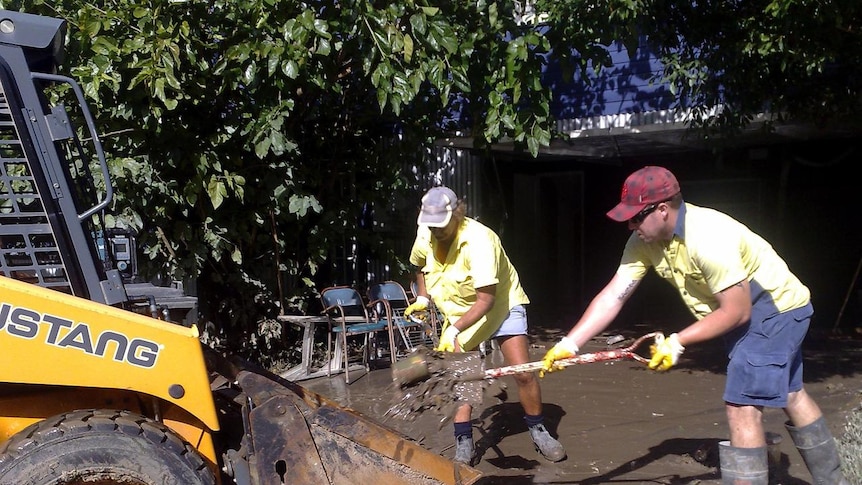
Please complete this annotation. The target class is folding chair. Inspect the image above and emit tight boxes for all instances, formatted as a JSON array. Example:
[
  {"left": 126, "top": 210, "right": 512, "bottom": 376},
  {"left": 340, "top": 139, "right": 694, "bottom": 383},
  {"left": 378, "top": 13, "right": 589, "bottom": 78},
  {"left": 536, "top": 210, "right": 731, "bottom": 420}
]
[
  {"left": 368, "top": 281, "right": 437, "bottom": 358},
  {"left": 319, "top": 286, "right": 393, "bottom": 383}
]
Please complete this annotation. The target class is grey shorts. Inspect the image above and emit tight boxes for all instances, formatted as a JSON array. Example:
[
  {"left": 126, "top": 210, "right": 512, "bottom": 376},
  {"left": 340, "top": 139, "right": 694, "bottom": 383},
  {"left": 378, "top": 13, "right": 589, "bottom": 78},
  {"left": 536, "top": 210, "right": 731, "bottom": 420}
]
[
  {"left": 491, "top": 305, "right": 527, "bottom": 338},
  {"left": 723, "top": 303, "right": 812, "bottom": 408}
]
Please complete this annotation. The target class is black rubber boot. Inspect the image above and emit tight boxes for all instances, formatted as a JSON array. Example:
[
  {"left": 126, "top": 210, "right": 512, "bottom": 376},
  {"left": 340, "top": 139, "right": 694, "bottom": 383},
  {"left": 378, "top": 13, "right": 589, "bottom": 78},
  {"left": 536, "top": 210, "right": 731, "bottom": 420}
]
[
  {"left": 785, "top": 417, "right": 850, "bottom": 485},
  {"left": 719, "top": 440, "right": 769, "bottom": 485}
]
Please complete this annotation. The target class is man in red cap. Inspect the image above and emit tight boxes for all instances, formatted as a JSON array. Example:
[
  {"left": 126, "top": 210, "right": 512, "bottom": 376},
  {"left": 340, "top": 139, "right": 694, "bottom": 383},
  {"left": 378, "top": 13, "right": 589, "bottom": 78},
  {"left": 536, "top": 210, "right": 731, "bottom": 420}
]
[{"left": 541, "top": 166, "right": 848, "bottom": 484}]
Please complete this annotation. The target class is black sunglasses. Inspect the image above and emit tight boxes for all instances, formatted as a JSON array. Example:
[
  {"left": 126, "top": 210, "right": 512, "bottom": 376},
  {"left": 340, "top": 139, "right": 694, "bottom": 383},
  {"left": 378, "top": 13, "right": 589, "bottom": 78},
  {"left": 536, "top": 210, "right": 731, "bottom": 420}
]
[{"left": 628, "top": 203, "right": 660, "bottom": 224}]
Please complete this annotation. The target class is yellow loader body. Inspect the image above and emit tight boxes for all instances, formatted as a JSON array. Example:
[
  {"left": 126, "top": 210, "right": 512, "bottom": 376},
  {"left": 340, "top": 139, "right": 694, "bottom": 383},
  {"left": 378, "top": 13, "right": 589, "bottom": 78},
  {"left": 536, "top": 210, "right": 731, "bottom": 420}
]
[{"left": 0, "top": 275, "right": 220, "bottom": 466}]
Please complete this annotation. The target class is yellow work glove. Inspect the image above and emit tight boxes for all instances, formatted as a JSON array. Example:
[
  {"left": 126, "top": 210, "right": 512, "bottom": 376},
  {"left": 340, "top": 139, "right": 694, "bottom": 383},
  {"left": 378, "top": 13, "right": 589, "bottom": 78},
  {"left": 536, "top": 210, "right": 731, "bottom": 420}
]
[
  {"left": 648, "top": 333, "right": 685, "bottom": 371},
  {"left": 403, "top": 295, "right": 429, "bottom": 321},
  {"left": 435, "top": 324, "right": 460, "bottom": 352},
  {"left": 540, "top": 336, "right": 579, "bottom": 377}
]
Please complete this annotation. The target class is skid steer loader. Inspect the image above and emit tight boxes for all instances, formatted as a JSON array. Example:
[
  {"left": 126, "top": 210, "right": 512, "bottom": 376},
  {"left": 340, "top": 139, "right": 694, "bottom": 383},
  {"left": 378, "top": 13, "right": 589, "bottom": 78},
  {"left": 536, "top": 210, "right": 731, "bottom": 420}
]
[{"left": 0, "top": 9, "right": 482, "bottom": 485}]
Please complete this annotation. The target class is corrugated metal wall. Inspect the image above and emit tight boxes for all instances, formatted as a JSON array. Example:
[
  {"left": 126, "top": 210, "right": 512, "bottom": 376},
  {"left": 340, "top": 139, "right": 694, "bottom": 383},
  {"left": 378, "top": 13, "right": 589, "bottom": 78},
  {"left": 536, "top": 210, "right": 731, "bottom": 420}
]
[
  {"left": 331, "top": 145, "right": 487, "bottom": 295},
  {"left": 421, "top": 144, "right": 485, "bottom": 220}
]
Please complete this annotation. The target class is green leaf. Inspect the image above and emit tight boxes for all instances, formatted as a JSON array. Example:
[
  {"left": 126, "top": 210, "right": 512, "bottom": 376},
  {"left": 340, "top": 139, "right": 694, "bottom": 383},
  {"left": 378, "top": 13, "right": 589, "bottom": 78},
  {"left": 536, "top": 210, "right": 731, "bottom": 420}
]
[
  {"left": 409, "top": 13, "right": 426, "bottom": 35},
  {"left": 243, "top": 61, "right": 258, "bottom": 85},
  {"left": 255, "top": 137, "right": 272, "bottom": 158},
  {"left": 403, "top": 34, "right": 414, "bottom": 63},
  {"left": 283, "top": 60, "right": 299, "bottom": 79},
  {"left": 316, "top": 38, "right": 332, "bottom": 56},
  {"left": 377, "top": 88, "right": 388, "bottom": 111},
  {"left": 207, "top": 178, "right": 227, "bottom": 210},
  {"left": 288, "top": 194, "right": 322, "bottom": 217},
  {"left": 527, "top": 136, "right": 539, "bottom": 157}
]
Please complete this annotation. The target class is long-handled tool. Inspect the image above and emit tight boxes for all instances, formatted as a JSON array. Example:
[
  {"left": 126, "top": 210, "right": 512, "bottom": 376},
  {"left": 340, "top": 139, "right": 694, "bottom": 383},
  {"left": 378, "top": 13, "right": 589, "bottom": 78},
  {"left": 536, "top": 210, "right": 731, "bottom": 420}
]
[
  {"left": 484, "top": 331, "right": 661, "bottom": 379},
  {"left": 387, "top": 332, "right": 663, "bottom": 423},
  {"left": 392, "top": 331, "right": 662, "bottom": 388}
]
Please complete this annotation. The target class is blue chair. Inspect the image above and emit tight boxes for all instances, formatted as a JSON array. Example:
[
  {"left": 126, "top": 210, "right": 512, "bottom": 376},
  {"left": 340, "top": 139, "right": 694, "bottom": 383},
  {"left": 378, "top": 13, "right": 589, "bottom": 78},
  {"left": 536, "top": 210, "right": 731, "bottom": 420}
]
[
  {"left": 369, "top": 281, "right": 437, "bottom": 358},
  {"left": 319, "top": 286, "right": 393, "bottom": 383}
]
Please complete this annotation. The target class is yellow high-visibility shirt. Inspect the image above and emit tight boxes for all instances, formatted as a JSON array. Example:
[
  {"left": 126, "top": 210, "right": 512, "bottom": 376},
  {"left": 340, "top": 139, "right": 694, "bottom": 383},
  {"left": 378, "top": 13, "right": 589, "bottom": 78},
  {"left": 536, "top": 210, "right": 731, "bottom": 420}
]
[
  {"left": 617, "top": 202, "right": 810, "bottom": 320},
  {"left": 409, "top": 218, "right": 529, "bottom": 350}
]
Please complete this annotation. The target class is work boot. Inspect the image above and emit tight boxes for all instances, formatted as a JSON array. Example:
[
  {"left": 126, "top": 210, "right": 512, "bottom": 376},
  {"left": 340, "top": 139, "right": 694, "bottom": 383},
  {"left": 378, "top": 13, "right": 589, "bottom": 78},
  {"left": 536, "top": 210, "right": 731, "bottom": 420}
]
[
  {"left": 718, "top": 441, "right": 768, "bottom": 485},
  {"left": 529, "top": 423, "right": 566, "bottom": 462},
  {"left": 453, "top": 435, "right": 475, "bottom": 465},
  {"left": 785, "top": 418, "right": 851, "bottom": 485}
]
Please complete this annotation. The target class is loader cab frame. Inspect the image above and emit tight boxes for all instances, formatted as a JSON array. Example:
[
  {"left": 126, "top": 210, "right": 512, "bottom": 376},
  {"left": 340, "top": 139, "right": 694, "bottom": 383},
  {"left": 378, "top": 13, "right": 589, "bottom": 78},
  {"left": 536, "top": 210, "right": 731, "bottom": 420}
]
[{"left": 0, "top": 10, "right": 128, "bottom": 305}]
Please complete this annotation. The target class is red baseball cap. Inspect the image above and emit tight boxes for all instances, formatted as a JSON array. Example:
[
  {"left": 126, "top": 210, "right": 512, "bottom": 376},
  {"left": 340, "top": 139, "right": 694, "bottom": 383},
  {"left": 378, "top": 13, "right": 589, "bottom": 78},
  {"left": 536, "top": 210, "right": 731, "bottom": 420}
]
[{"left": 606, "top": 166, "right": 680, "bottom": 222}]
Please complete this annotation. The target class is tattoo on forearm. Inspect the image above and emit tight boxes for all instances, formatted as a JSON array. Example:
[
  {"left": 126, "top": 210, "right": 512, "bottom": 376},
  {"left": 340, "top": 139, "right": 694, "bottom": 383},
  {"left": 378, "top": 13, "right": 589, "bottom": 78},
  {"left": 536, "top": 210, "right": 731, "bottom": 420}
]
[{"left": 617, "top": 280, "right": 637, "bottom": 301}]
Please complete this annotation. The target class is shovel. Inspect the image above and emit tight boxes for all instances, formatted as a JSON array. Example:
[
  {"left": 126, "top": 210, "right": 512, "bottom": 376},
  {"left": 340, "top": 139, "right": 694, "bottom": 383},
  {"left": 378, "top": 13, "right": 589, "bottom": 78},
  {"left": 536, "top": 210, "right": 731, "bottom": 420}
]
[
  {"left": 392, "top": 331, "right": 662, "bottom": 388},
  {"left": 386, "top": 332, "right": 663, "bottom": 424}
]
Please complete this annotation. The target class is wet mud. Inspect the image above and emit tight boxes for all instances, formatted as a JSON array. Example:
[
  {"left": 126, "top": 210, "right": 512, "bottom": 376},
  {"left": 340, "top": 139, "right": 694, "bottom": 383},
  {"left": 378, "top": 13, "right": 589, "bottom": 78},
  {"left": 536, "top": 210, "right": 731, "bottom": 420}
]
[
  {"left": 388, "top": 348, "right": 492, "bottom": 424},
  {"left": 300, "top": 328, "right": 862, "bottom": 484}
]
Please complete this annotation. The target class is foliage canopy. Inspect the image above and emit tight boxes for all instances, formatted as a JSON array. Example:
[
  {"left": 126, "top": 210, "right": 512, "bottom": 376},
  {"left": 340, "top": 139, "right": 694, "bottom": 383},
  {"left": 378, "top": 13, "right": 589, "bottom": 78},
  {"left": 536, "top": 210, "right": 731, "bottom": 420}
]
[{"left": 6, "top": 0, "right": 860, "bottom": 359}]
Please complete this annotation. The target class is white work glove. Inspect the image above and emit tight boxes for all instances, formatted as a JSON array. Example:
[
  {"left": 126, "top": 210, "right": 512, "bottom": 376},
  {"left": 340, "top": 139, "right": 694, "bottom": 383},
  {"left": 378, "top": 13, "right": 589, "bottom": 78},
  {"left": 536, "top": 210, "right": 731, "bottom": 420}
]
[
  {"left": 435, "top": 324, "right": 460, "bottom": 352},
  {"left": 540, "top": 336, "right": 579, "bottom": 377},
  {"left": 648, "top": 333, "right": 685, "bottom": 371},
  {"left": 404, "top": 296, "right": 429, "bottom": 321}
]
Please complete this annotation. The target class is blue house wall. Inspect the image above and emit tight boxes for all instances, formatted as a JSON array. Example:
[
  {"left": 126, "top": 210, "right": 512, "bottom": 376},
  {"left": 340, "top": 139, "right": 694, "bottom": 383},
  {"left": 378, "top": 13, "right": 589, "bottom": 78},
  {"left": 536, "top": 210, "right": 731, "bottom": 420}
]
[
  {"left": 547, "top": 40, "right": 675, "bottom": 120},
  {"left": 426, "top": 40, "right": 862, "bottom": 333}
]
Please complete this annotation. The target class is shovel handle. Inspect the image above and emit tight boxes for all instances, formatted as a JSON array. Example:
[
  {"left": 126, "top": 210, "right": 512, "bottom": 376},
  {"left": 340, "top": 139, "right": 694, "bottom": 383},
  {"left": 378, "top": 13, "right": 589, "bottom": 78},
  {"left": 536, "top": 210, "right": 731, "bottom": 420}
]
[{"left": 483, "top": 332, "right": 663, "bottom": 379}]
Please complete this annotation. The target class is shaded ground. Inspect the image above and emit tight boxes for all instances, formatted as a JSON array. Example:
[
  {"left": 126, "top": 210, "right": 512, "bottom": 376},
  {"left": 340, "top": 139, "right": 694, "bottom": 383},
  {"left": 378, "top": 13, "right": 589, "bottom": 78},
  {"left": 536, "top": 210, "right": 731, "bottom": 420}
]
[{"left": 300, "top": 323, "right": 862, "bottom": 484}]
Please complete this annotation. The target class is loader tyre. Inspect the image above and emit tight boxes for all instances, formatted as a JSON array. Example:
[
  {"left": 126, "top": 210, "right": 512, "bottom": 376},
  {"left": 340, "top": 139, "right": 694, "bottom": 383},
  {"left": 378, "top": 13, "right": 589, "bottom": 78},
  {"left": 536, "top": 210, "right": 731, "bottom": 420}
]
[{"left": 0, "top": 409, "right": 216, "bottom": 485}]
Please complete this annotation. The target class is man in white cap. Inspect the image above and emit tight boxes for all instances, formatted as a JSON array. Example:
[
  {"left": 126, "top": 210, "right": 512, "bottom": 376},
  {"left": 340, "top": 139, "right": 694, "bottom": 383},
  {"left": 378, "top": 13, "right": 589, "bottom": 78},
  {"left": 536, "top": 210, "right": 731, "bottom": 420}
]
[
  {"left": 541, "top": 166, "right": 848, "bottom": 484},
  {"left": 404, "top": 186, "right": 566, "bottom": 465}
]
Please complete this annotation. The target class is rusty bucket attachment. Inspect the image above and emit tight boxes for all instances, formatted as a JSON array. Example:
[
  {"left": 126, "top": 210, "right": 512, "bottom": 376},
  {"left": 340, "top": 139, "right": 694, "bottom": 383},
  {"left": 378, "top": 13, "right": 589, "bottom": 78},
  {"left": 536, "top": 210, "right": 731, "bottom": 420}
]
[{"left": 214, "top": 350, "right": 484, "bottom": 485}]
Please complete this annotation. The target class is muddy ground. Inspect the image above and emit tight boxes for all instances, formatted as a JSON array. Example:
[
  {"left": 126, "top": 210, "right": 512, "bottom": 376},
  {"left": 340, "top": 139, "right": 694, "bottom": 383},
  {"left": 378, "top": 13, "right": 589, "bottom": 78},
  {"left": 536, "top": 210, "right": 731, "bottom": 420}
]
[{"left": 301, "top": 323, "right": 862, "bottom": 484}]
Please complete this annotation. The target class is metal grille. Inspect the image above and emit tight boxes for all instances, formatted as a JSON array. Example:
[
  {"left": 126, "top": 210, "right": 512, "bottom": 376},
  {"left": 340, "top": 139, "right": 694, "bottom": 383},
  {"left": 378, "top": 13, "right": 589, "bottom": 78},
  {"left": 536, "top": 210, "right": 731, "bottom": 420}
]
[{"left": 0, "top": 83, "right": 72, "bottom": 293}]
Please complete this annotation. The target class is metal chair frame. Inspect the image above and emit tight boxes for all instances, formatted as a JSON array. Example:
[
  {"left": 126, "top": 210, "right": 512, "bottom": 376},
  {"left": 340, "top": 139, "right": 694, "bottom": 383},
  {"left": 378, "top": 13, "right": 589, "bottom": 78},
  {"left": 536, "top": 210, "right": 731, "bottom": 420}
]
[
  {"left": 319, "top": 286, "right": 393, "bottom": 383},
  {"left": 409, "top": 280, "right": 443, "bottom": 343},
  {"left": 368, "top": 281, "right": 438, "bottom": 358}
]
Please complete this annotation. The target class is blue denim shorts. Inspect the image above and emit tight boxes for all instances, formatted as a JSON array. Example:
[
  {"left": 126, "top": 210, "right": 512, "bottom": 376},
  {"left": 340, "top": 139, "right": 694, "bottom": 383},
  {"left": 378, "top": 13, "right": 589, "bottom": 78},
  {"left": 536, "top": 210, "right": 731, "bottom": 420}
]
[
  {"left": 723, "top": 303, "right": 812, "bottom": 407},
  {"left": 491, "top": 305, "right": 528, "bottom": 338}
]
